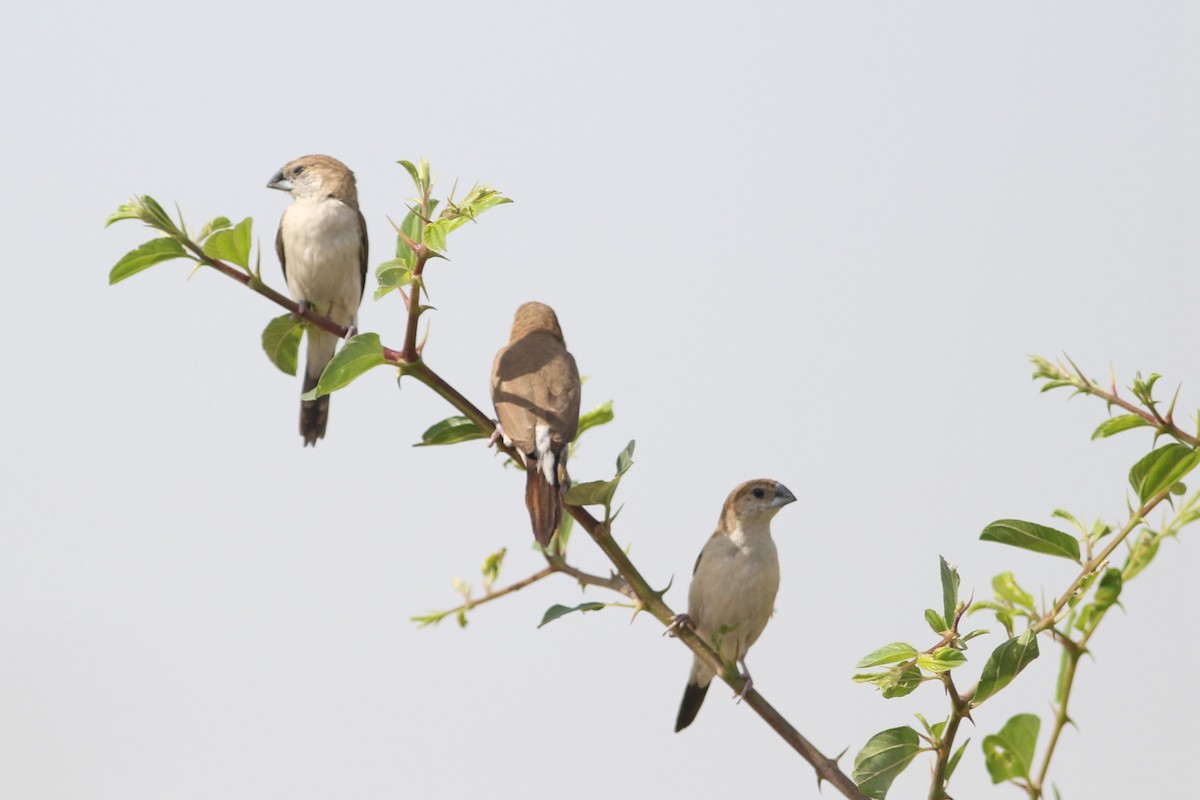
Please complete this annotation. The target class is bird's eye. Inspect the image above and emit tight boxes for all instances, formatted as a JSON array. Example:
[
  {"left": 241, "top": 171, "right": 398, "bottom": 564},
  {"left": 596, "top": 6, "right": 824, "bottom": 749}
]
[
  {"left": 752, "top": 487, "right": 765, "bottom": 498},
  {"left": 292, "top": 165, "right": 306, "bottom": 176}
]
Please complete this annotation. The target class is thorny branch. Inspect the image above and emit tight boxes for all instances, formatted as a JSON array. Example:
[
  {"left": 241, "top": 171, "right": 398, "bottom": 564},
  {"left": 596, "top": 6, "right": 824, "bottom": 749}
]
[{"left": 169, "top": 229, "right": 869, "bottom": 799}]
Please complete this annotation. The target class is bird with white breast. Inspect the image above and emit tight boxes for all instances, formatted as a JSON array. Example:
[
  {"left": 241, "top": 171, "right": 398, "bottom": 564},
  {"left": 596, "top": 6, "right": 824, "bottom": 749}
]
[
  {"left": 672, "top": 478, "right": 797, "bottom": 732},
  {"left": 268, "top": 154, "right": 367, "bottom": 446}
]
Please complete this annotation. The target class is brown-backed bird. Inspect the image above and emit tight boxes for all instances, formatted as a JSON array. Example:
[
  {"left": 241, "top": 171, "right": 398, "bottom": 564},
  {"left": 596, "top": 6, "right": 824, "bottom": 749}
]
[
  {"left": 490, "top": 302, "right": 581, "bottom": 546},
  {"left": 673, "top": 478, "right": 796, "bottom": 732},
  {"left": 267, "top": 154, "right": 367, "bottom": 446}
]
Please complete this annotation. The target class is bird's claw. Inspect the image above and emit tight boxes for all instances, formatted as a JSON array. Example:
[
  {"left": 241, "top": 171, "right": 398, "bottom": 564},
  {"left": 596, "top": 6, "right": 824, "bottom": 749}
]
[
  {"left": 343, "top": 323, "right": 358, "bottom": 340},
  {"left": 663, "top": 613, "right": 694, "bottom": 637},
  {"left": 487, "top": 421, "right": 505, "bottom": 448},
  {"left": 734, "top": 673, "right": 754, "bottom": 703}
]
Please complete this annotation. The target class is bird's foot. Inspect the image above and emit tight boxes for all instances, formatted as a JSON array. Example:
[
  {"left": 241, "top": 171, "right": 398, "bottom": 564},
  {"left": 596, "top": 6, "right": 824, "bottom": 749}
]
[
  {"left": 487, "top": 421, "right": 507, "bottom": 448},
  {"left": 734, "top": 673, "right": 754, "bottom": 704},
  {"left": 343, "top": 323, "right": 358, "bottom": 340},
  {"left": 733, "top": 659, "right": 754, "bottom": 703},
  {"left": 663, "top": 613, "right": 694, "bottom": 637}
]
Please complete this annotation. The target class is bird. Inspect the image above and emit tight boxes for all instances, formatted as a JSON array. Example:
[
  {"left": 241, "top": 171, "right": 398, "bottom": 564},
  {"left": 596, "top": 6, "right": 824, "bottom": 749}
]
[
  {"left": 672, "top": 478, "right": 797, "bottom": 732},
  {"left": 267, "top": 154, "right": 367, "bottom": 446},
  {"left": 490, "top": 302, "right": 581, "bottom": 547}
]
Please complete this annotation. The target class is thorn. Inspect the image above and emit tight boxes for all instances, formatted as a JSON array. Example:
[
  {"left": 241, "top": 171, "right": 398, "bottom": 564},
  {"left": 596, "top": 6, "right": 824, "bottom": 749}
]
[{"left": 416, "top": 318, "right": 431, "bottom": 355}]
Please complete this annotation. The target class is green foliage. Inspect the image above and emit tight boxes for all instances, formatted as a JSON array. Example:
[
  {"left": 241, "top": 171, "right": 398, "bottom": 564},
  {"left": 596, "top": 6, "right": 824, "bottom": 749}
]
[
  {"left": 856, "top": 643, "right": 918, "bottom": 668},
  {"left": 939, "top": 556, "right": 960, "bottom": 630},
  {"left": 1129, "top": 443, "right": 1200, "bottom": 505},
  {"left": 576, "top": 400, "right": 614, "bottom": 437},
  {"left": 853, "top": 726, "right": 922, "bottom": 799},
  {"left": 202, "top": 216, "right": 253, "bottom": 270},
  {"left": 991, "top": 571, "right": 1035, "bottom": 613},
  {"left": 979, "top": 519, "right": 1081, "bottom": 563},
  {"left": 108, "top": 237, "right": 188, "bottom": 284},
  {"left": 916, "top": 648, "right": 967, "bottom": 673},
  {"left": 982, "top": 714, "right": 1040, "bottom": 784},
  {"left": 107, "top": 173, "right": 1200, "bottom": 800},
  {"left": 565, "top": 440, "right": 635, "bottom": 517},
  {"left": 261, "top": 313, "right": 303, "bottom": 376},
  {"left": 374, "top": 200, "right": 437, "bottom": 301},
  {"left": 423, "top": 184, "right": 513, "bottom": 255},
  {"left": 973, "top": 630, "right": 1039, "bottom": 707},
  {"left": 416, "top": 416, "right": 487, "bottom": 447},
  {"left": 300, "top": 333, "right": 387, "bottom": 400},
  {"left": 537, "top": 601, "right": 607, "bottom": 628},
  {"left": 1091, "top": 413, "right": 1150, "bottom": 440}
]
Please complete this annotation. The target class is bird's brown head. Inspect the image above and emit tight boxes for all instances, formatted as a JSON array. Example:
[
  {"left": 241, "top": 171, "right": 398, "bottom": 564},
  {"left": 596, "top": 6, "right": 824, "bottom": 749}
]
[
  {"left": 509, "top": 301, "right": 565, "bottom": 343},
  {"left": 267, "top": 154, "right": 359, "bottom": 208},
  {"left": 720, "top": 478, "right": 796, "bottom": 532}
]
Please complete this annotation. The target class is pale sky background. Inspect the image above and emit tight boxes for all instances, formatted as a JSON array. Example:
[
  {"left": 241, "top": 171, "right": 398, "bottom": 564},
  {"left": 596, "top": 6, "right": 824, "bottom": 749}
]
[{"left": 3, "top": 3, "right": 1199, "bottom": 799}]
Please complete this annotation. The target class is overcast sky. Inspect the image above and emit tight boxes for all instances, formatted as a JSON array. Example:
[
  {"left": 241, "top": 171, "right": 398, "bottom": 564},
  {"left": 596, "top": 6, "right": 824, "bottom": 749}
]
[{"left": 4, "top": 3, "right": 1199, "bottom": 798}]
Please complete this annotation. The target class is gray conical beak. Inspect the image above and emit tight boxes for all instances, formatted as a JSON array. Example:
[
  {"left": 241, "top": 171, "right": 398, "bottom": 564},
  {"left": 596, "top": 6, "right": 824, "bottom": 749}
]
[
  {"left": 771, "top": 483, "right": 797, "bottom": 508},
  {"left": 267, "top": 170, "right": 292, "bottom": 192}
]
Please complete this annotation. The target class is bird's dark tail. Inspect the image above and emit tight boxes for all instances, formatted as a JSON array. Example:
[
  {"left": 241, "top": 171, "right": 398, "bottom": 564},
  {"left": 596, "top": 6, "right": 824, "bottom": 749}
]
[
  {"left": 674, "top": 680, "right": 710, "bottom": 732},
  {"left": 525, "top": 451, "right": 564, "bottom": 547},
  {"left": 300, "top": 366, "right": 329, "bottom": 446}
]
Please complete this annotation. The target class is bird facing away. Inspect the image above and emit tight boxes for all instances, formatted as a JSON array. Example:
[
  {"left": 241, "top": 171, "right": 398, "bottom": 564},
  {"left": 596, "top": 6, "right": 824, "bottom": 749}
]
[
  {"left": 267, "top": 154, "right": 367, "bottom": 446},
  {"left": 490, "top": 302, "right": 581, "bottom": 547},
  {"left": 673, "top": 479, "right": 797, "bottom": 732}
]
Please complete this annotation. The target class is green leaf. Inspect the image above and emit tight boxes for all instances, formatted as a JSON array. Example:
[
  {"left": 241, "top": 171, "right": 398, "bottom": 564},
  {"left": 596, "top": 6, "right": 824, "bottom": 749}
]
[
  {"left": 1129, "top": 444, "right": 1200, "bottom": 505},
  {"left": 415, "top": 416, "right": 487, "bottom": 446},
  {"left": 973, "top": 629, "right": 1039, "bottom": 706},
  {"left": 1093, "top": 567, "right": 1122, "bottom": 610},
  {"left": 480, "top": 547, "right": 506, "bottom": 590},
  {"left": 106, "top": 195, "right": 178, "bottom": 232},
  {"left": 423, "top": 219, "right": 449, "bottom": 253},
  {"left": 301, "top": 333, "right": 386, "bottom": 400},
  {"left": 564, "top": 478, "right": 618, "bottom": 507},
  {"left": 261, "top": 313, "right": 304, "bottom": 376},
  {"left": 856, "top": 642, "right": 919, "bottom": 669},
  {"left": 881, "top": 665, "right": 924, "bottom": 698},
  {"left": 939, "top": 556, "right": 959, "bottom": 629},
  {"left": 980, "top": 519, "right": 1081, "bottom": 563},
  {"left": 946, "top": 738, "right": 970, "bottom": 782},
  {"left": 853, "top": 726, "right": 922, "bottom": 799},
  {"left": 992, "top": 571, "right": 1036, "bottom": 612},
  {"left": 577, "top": 400, "right": 614, "bottom": 438},
  {"left": 1091, "top": 414, "right": 1151, "bottom": 440},
  {"left": 397, "top": 159, "right": 421, "bottom": 189},
  {"left": 373, "top": 258, "right": 413, "bottom": 301},
  {"left": 108, "top": 237, "right": 189, "bottom": 284},
  {"left": 615, "top": 439, "right": 635, "bottom": 476},
  {"left": 917, "top": 647, "right": 967, "bottom": 673},
  {"left": 202, "top": 216, "right": 253, "bottom": 269},
  {"left": 1124, "top": 529, "right": 1160, "bottom": 581},
  {"left": 982, "top": 713, "right": 1040, "bottom": 783},
  {"left": 924, "top": 609, "right": 947, "bottom": 634},
  {"left": 537, "top": 601, "right": 606, "bottom": 628},
  {"left": 196, "top": 215, "right": 232, "bottom": 241}
]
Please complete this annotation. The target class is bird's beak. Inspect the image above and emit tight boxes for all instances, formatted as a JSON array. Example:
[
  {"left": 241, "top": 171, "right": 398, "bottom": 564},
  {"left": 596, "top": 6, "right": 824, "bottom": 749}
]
[
  {"left": 267, "top": 170, "right": 293, "bottom": 192},
  {"left": 771, "top": 483, "right": 797, "bottom": 508}
]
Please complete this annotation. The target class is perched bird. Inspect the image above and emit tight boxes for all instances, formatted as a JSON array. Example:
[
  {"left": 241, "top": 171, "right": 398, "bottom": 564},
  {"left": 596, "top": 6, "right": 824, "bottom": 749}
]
[
  {"left": 490, "top": 302, "right": 581, "bottom": 546},
  {"left": 673, "top": 478, "right": 797, "bottom": 732},
  {"left": 267, "top": 154, "right": 367, "bottom": 446}
]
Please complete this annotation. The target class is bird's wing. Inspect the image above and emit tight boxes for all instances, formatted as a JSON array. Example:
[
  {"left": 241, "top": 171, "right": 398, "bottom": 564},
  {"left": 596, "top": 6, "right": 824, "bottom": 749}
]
[
  {"left": 275, "top": 217, "right": 287, "bottom": 282},
  {"left": 541, "top": 350, "right": 581, "bottom": 444},
  {"left": 355, "top": 207, "right": 368, "bottom": 298}
]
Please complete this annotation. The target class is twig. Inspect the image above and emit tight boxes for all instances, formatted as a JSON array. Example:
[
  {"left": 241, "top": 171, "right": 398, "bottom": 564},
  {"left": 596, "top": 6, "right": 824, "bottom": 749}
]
[{"left": 153, "top": 210, "right": 870, "bottom": 800}]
